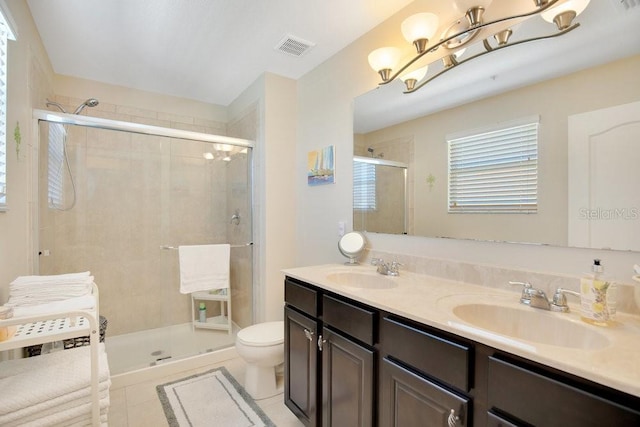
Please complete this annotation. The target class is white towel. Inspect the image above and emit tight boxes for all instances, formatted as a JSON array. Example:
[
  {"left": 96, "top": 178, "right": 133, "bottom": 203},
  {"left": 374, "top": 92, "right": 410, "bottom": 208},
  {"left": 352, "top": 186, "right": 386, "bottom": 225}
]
[
  {"left": 10, "top": 272, "right": 91, "bottom": 286},
  {"left": 178, "top": 244, "right": 230, "bottom": 294},
  {"left": 7, "top": 295, "right": 96, "bottom": 318},
  {"left": 0, "top": 343, "right": 110, "bottom": 424}
]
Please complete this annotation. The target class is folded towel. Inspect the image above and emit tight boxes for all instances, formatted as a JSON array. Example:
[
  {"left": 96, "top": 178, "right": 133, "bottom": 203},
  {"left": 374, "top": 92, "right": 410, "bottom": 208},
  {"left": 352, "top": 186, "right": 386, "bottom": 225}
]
[
  {"left": 8, "top": 275, "right": 94, "bottom": 306},
  {"left": 10, "top": 272, "right": 91, "bottom": 286},
  {"left": 178, "top": 244, "right": 230, "bottom": 294},
  {"left": 0, "top": 385, "right": 110, "bottom": 426},
  {"left": 6, "top": 295, "right": 96, "bottom": 317},
  {"left": 0, "top": 343, "right": 110, "bottom": 416},
  {"left": 8, "top": 284, "right": 92, "bottom": 300}
]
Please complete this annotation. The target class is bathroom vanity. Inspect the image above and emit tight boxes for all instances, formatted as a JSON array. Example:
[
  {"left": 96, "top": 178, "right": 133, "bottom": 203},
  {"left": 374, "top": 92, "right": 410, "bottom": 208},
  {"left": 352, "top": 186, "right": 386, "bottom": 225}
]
[{"left": 283, "top": 265, "right": 640, "bottom": 427}]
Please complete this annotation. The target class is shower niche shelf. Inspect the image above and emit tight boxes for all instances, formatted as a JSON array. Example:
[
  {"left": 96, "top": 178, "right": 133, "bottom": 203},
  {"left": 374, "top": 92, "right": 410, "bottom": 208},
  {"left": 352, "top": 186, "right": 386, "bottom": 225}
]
[{"left": 190, "top": 289, "right": 232, "bottom": 334}]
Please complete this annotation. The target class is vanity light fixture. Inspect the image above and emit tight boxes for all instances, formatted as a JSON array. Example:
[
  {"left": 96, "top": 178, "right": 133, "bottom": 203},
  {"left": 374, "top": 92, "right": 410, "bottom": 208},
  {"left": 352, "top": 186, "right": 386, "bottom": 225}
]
[{"left": 368, "top": 0, "right": 591, "bottom": 94}]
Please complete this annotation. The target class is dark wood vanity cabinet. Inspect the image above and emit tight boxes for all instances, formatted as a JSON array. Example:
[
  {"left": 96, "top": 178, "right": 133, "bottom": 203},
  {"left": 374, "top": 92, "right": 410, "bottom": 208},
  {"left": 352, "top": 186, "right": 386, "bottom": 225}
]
[
  {"left": 487, "top": 355, "right": 640, "bottom": 427},
  {"left": 379, "top": 316, "right": 473, "bottom": 427},
  {"left": 285, "top": 305, "right": 319, "bottom": 426},
  {"left": 284, "top": 278, "right": 375, "bottom": 427},
  {"left": 284, "top": 276, "right": 640, "bottom": 427}
]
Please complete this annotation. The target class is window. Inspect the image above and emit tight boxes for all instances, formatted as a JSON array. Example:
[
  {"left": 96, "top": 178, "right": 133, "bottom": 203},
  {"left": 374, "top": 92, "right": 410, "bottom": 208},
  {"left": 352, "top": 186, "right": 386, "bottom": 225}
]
[
  {"left": 0, "top": 3, "right": 16, "bottom": 210},
  {"left": 448, "top": 118, "right": 539, "bottom": 214},
  {"left": 353, "top": 160, "right": 376, "bottom": 210},
  {"left": 48, "top": 123, "right": 66, "bottom": 208}
]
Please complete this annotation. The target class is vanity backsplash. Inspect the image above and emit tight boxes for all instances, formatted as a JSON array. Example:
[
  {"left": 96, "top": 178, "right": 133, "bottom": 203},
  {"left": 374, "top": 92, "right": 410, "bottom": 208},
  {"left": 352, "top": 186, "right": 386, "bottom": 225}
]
[{"left": 365, "top": 250, "right": 640, "bottom": 316}]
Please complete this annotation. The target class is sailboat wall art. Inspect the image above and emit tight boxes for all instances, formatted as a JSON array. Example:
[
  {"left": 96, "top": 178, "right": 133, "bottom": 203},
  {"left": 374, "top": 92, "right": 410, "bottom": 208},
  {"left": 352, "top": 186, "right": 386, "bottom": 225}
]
[{"left": 308, "top": 145, "right": 335, "bottom": 186}]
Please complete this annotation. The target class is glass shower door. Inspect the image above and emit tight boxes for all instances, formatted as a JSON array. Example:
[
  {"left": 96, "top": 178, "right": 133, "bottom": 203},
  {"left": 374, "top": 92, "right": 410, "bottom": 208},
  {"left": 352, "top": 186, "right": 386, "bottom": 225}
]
[{"left": 37, "top": 120, "right": 253, "bottom": 374}]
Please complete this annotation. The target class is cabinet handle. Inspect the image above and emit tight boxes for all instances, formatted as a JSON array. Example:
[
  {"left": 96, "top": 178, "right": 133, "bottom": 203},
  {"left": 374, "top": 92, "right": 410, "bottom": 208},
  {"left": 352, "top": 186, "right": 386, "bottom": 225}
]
[
  {"left": 317, "top": 335, "right": 326, "bottom": 351},
  {"left": 304, "top": 329, "right": 314, "bottom": 341},
  {"left": 447, "top": 409, "right": 460, "bottom": 427}
]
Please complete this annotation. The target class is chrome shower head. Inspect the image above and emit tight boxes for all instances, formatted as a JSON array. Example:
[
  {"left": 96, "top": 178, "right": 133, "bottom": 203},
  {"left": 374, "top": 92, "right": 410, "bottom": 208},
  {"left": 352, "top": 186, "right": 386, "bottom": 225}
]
[{"left": 73, "top": 98, "right": 99, "bottom": 114}]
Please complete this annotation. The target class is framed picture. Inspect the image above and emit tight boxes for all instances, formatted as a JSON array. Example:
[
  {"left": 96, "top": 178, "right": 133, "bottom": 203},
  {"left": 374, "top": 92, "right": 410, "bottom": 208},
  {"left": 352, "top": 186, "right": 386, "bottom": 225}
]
[{"left": 307, "top": 145, "right": 335, "bottom": 186}]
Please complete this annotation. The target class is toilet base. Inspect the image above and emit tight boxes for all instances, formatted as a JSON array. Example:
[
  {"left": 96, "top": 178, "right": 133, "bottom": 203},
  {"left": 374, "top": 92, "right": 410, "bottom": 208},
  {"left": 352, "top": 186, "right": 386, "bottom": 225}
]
[{"left": 244, "top": 364, "right": 283, "bottom": 400}]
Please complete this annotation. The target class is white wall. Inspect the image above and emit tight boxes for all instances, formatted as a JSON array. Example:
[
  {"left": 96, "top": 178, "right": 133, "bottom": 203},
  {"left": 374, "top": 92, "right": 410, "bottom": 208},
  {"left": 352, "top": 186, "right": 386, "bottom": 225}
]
[{"left": 296, "top": 2, "right": 640, "bottom": 284}]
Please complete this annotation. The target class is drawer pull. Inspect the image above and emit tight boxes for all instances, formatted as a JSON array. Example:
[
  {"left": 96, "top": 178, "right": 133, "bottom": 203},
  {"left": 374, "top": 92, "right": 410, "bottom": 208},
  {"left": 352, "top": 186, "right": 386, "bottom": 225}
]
[
  {"left": 304, "top": 329, "right": 314, "bottom": 341},
  {"left": 448, "top": 409, "right": 460, "bottom": 427}
]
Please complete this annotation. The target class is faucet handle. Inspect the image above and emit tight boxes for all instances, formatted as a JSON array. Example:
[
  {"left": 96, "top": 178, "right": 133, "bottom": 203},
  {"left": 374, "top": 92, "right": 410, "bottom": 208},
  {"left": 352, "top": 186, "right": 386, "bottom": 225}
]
[
  {"left": 388, "top": 261, "right": 402, "bottom": 276},
  {"left": 509, "top": 281, "right": 533, "bottom": 305},
  {"left": 551, "top": 288, "right": 580, "bottom": 313}
]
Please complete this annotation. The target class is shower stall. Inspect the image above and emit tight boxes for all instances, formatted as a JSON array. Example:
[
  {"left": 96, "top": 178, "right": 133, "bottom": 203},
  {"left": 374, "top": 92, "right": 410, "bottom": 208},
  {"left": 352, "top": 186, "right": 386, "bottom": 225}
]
[{"left": 32, "top": 109, "right": 254, "bottom": 375}]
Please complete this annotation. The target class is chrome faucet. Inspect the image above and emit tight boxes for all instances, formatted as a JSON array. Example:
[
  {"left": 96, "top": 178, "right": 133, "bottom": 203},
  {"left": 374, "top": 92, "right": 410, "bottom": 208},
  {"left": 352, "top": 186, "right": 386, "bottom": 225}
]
[
  {"left": 509, "top": 281, "right": 551, "bottom": 310},
  {"left": 371, "top": 258, "right": 401, "bottom": 276}
]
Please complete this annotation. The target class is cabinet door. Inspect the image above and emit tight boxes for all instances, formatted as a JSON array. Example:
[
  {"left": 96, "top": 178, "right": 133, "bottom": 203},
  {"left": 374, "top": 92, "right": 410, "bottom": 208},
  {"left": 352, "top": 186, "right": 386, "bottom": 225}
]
[
  {"left": 285, "top": 306, "right": 319, "bottom": 427},
  {"left": 321, "top": 327, "right": 374, "bottom": 427},
  {"left": 380, "top": 357, "right": 470, "bottom": 427}
]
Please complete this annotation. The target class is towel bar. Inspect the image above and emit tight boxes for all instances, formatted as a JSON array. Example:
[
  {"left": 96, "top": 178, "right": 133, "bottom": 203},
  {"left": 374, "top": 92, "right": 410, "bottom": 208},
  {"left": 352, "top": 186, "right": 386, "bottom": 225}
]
[{"left": 160, "top": 242, "right": 253, "bottom": 250}]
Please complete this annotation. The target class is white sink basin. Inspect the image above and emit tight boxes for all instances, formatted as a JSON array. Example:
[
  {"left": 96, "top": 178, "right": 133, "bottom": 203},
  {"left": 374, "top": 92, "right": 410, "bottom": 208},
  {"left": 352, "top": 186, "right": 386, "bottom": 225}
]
[
  {"left": 452, "top": 303, "right": 610, "bottom": 350},
  {"left": 325, "top": 271, "right": 398, "bottom": 289}
]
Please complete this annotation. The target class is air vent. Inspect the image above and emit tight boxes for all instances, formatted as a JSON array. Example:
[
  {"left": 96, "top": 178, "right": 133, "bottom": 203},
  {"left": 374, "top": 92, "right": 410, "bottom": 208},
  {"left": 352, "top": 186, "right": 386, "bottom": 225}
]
[
  {"left": 274, "top": 35, "right": 315, "bottom": 57},
  {"left": 610, "top": 0, "right": 640, "bottom": 10}
]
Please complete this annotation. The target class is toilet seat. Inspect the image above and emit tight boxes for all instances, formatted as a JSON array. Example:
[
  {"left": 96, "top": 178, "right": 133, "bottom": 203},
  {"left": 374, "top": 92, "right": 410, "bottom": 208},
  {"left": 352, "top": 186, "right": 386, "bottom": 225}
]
[{"left": 237, "top": 321, "right": 284, "bottom": 347}]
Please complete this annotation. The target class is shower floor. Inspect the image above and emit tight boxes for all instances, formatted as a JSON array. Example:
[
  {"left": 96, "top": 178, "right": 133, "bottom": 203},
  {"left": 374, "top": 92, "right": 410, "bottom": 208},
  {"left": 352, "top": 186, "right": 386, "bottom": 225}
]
[{"left": 105, "top": 322, "right": 238, "bottom": 375}]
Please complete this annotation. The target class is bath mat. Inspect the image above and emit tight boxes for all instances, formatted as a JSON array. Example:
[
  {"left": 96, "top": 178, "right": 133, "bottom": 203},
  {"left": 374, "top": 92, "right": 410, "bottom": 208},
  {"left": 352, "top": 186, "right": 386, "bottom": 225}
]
[{"left": 156, "top": 366, "right": 275, "bottom": 427}]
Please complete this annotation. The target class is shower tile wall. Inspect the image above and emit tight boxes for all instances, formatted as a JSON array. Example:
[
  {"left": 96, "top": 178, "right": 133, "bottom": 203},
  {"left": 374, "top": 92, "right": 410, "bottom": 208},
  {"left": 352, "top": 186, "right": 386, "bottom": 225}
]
[{"left": 38, "top": 96, "right": 254, "bottom": 336}]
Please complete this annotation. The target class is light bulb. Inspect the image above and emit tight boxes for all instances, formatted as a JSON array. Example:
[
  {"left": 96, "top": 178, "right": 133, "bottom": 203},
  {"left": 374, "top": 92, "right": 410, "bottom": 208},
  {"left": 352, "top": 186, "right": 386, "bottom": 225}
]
[
  {"left": 368, "top": 47, "right": 401, "bottom": 81},
  {"left": 400, "top": 65, "right": 428, "bottom": 82},
  {"left": 401, "top": 13, "right": 440, "bottom": 53},
  {"left": 400, "top": 65, "right": 429, "bottom": 91},
  {"left": 541, "top": 0, "right": 590, "bottom": 30}
]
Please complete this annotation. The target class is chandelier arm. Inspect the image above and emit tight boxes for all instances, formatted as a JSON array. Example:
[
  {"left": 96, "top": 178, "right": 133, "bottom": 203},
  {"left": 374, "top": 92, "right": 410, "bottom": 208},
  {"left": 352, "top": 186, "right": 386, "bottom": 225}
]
[
  {"left": 404, "top": 23, "right": 580, "bottom": 94},
  {"left": 380, "top": 0, "right": 564, "bottom": 86}
]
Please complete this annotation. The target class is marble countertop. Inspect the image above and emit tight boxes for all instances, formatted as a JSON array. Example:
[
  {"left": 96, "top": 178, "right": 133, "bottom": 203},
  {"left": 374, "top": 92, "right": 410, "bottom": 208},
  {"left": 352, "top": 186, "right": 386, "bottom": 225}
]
[{"left": 283, "top": 263, "right": 640, "bottom": 398}]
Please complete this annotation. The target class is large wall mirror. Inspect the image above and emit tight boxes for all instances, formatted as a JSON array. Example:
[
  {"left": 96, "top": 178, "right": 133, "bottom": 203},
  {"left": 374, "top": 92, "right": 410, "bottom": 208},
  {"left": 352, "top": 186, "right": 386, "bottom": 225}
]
[{"left": 353, "top": 1, "right": 640, "bottom": 251}]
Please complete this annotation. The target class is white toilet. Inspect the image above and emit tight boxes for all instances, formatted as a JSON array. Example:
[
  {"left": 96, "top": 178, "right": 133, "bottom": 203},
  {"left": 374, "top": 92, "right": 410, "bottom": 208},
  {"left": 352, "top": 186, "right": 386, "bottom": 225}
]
[{"left": 235, "top": 320, "right": 284, "bottom": 400}]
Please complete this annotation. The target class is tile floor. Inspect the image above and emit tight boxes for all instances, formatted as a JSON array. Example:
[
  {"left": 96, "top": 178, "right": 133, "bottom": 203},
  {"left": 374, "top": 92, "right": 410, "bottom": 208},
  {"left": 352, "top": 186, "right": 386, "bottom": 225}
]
[{"left": 108, "top": 356, "right": 304, "bottom": 426}]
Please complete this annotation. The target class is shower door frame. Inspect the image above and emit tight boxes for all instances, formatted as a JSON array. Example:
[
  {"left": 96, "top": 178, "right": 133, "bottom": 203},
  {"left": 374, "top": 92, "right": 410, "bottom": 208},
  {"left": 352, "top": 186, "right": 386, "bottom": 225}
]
[{"left": 30, "top": 108, "right": 256, "bottom": 324}]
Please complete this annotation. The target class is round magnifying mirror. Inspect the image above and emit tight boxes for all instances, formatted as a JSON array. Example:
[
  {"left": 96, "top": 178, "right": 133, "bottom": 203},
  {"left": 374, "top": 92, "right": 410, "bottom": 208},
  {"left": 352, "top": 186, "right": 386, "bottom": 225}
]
[{"left": 338, "top": 232, "right": 366, "bottom": 265}]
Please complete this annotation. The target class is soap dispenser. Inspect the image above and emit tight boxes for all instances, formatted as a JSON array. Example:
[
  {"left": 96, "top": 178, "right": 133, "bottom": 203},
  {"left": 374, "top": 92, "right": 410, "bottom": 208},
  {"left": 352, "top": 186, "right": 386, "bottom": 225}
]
[{"left": 580, "top": 259, "right": 615, "bottom": 326}]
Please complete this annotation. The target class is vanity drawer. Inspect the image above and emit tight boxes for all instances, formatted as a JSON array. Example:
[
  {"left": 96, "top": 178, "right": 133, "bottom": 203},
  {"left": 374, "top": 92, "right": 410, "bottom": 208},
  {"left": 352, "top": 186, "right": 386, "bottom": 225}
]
[
  {"left": 285, "top": 278, "right": 318, "bottom": 317},
  {"left": 381, "top": 316, "right": 471, "bottom": 392},
  {"left": 380, "top": 357, "right": 470, "bottom": 427},
  {"left": 322, "top": 294, "right": 375, "bottom": 346},
  {"left": 488, "top": 356, "right": 640, "bottom": 427}
]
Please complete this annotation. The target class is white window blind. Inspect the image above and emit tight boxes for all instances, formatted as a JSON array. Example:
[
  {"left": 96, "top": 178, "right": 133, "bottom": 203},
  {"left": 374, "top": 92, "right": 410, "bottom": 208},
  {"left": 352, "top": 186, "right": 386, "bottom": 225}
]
[
  {"left": 448, "top": 120, "right": 539, "bottom": 214},
  {"left": 0, "top": 5, "right": 15, "bottom": 210},
  {"left": 48, "top": 123, "right": 66, "bottom": 208},
  {"left": 353, "top": 161, "right": 376, "bottom": 210}
]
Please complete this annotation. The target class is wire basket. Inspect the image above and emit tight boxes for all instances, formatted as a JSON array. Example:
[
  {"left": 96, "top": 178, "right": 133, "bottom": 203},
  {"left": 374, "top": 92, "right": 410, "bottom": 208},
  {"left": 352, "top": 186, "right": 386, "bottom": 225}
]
[{"left": 25, "top": 315, "right": 107, "bottom": 357}]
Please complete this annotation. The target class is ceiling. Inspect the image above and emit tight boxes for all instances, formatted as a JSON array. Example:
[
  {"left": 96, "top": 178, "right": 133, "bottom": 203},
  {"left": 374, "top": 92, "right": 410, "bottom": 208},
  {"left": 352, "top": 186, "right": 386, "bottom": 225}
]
[{"left": 26, "top": 0, "right": 413, "bottom": 106}]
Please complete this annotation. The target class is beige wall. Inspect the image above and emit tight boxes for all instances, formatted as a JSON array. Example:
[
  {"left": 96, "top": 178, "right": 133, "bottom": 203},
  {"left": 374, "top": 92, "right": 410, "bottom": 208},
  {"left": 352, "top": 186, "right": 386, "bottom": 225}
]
[
  {"left": 228, "top": 73, "right": 297, "bottom": 322},
  {"left": 0, "top": 0, "right": 54, "bottom": 303},
  {"left": 358, "top": 57, "right": 640, "bottom": 246},
  {"left": 296, "top": 1, "right": 640, "bottom": 283}
]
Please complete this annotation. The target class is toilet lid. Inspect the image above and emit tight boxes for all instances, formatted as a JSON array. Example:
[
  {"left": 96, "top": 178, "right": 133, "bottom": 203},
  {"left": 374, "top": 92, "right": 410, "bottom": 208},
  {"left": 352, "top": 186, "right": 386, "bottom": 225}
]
[{"left": 237, "top": 321, "right": 284, "bottom": 347}]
